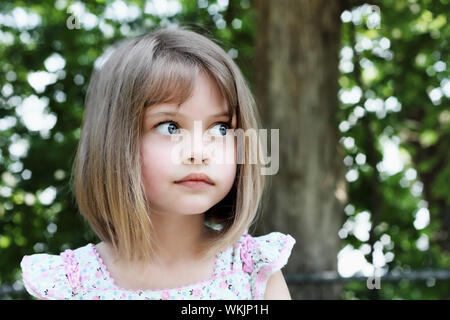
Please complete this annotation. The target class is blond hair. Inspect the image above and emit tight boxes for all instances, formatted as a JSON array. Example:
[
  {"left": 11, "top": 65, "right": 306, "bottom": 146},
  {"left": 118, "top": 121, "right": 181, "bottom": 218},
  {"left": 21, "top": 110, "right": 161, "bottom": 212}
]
[{"left": 71, "top": 26, "right": 266, "bottom": 262}]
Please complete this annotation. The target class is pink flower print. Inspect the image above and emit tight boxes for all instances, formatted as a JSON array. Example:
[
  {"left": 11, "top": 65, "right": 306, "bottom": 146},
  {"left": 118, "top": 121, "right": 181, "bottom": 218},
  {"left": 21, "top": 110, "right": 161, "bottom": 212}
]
[
  {"left": 245, "top": 282, "right": 250, "bottom": 291},
  {"left": 93, "top": 295, "right": 101, "bottom": 300},
  {"left": 47, "top": 289, "right": 55, "bottom": 297},
  {"left": 240, "top": 234, "right": 255, "bottom": 274},
  {"left": 161, "top": 290, "right": 170, "bottom": 300},
  {"left": 60, "top": 249, "right": 82, "bottom": 293},
  {"left": 219, "top": 281, "right": 227, "bottom": 289},
  {"left": 256, "top": 271, "right": 266, "bottom": 283},
  {"left": 193, "top": 289, "right": 201, "bottom": 297},
  {"left": 95, "top": 270, "right": 102, "bottom": 278}
]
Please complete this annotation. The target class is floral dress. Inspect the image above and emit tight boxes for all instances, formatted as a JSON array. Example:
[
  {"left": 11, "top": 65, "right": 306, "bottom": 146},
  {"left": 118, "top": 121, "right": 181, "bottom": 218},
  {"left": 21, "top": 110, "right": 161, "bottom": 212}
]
[{"left": 20, "top": 232, "right": 296, "bottom": 300}]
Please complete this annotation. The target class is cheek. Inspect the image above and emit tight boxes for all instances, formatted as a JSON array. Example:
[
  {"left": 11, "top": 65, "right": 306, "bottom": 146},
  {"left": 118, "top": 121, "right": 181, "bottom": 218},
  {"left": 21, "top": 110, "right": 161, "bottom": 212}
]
[
  {"left": 210, "top": 135, "right": 237, "bottom": 166},
  {"left": 140, "top": 138, "right": 173, "bottom": 190},
  {"left": 221, "top": 163, "right": 237, "bottom": 188},
  {"left": 214, "top": 140, "right": 237, "bottom": 188}
]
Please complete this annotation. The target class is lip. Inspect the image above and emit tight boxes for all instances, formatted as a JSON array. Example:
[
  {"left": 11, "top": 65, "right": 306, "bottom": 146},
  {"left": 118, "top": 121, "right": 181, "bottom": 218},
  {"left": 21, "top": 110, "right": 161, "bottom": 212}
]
[{"left": 175, "top": 173, "right": 214, "bottom": 185}]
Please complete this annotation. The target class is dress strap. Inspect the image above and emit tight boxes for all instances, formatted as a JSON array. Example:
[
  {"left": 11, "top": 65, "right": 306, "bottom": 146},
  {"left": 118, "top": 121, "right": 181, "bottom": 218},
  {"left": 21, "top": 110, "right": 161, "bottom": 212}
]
[
  {"left": 239, "top": 234, "right": 255, "bottom": 274},
  {"left": 60, "top": 249, "right": 83, "bottom": 294}
]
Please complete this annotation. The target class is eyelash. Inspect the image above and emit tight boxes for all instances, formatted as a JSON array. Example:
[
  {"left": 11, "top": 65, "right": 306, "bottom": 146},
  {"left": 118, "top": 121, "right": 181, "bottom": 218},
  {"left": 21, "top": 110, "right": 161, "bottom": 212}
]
[{"left": 154, "top": 120, "right": 233, "bottom": 130}]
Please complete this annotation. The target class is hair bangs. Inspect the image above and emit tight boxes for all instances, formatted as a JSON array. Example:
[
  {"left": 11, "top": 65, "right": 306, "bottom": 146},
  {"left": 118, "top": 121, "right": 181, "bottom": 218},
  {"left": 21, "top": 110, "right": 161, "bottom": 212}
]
[{"left": 144, "top": 51, "right": 199, "bottom": 109}]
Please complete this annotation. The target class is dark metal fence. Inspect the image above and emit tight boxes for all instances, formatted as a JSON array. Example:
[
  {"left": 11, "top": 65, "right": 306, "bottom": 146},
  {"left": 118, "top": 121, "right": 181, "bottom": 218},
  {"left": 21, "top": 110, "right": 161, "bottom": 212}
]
[{"left": 284, "top": 269, "right": 450, "bottom": 284}]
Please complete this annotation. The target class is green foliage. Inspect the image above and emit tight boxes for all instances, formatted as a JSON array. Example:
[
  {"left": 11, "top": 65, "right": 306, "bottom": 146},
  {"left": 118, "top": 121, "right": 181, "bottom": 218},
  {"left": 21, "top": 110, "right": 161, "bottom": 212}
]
[{"left": 338, "top": 0, "right": 450, "bottom": 299}]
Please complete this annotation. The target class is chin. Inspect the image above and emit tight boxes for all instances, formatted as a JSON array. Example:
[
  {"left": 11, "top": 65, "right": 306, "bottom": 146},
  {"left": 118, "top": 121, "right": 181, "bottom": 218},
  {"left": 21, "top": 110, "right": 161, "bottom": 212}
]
[
  {"left": 173, "top": 201, "right": 215, "bottom": 215},
  {"left": 179, "top": 205, "right": 213, "bottom": 215}
]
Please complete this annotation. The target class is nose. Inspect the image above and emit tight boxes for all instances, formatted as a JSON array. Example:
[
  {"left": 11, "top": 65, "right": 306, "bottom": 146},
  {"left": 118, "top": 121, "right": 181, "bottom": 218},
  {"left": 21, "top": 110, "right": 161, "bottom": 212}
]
[
  {"left": 183, "top": 140, "right": 212, "bottom": 165},
  {"left": 181, "top": 122, "right": 213, "bottom": 165}
]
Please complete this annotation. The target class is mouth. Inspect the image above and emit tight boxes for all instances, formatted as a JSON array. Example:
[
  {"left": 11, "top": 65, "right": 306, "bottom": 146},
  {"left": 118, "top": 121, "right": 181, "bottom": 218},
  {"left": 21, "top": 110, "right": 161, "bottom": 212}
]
[
  {"left": 175, "top": 173, "right": 215, "bottom": 187},
  {"left": 174, "top": 180, "right": 214, "bottom": 189}
]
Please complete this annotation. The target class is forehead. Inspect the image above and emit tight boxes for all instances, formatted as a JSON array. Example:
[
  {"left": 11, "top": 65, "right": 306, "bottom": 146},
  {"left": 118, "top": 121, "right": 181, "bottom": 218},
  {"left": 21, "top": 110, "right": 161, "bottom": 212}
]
[{"left": 146, "top": 71, "right": 233, "bottom": 118}]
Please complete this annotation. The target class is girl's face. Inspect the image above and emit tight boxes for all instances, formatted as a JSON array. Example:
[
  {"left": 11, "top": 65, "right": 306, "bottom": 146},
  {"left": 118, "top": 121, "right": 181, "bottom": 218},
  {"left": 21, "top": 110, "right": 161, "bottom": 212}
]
[{"left": 140, "top": 72, "right": 237, "bottom": 216}]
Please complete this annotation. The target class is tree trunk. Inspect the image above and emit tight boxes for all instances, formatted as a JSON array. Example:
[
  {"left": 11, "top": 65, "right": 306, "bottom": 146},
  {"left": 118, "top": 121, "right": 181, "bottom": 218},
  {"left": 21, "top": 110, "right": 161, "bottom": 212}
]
[{"left": 253, "top": 0, "right": 347, "bottom": 300}]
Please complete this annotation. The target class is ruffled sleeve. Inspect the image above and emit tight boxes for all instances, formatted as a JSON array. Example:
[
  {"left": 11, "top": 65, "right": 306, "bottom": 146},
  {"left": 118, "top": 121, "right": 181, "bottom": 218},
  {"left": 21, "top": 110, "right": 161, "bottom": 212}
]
[
  {"left": 20, "top": 251, "right": 78, "bottom": 300},
  {"left": 242, "top": 232, "right": 296, "bottom": 300}
]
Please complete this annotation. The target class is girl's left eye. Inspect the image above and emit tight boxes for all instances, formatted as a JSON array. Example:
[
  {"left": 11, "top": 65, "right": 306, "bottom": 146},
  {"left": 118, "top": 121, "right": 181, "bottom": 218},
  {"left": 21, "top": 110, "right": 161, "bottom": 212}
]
[{"left": 209, "top": 123, "right": 230, "bottom": 137}]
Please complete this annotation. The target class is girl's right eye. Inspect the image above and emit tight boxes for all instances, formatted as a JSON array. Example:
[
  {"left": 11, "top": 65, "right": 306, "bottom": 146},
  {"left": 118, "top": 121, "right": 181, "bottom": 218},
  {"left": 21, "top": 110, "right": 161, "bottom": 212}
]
[{"left": 155, "top": 121, "right": 180, "bottom": 135}]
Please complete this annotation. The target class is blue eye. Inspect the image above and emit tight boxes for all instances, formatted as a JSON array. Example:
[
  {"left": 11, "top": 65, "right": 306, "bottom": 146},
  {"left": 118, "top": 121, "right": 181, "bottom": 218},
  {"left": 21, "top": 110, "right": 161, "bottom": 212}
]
[
  {"left": 154, "top": 121, "right": 231, "bottom": 136},
  {"left": 209, "top": 123, "right": 230, "bottom": 137},
  {"left": 155, "top": 121, "right": 180, "bottom": 135}
]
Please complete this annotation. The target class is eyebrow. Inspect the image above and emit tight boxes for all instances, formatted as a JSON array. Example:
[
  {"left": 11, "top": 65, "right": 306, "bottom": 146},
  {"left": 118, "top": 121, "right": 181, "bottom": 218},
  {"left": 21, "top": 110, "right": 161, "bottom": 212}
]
[{"left": 147, "top": 110, "right": 231, "bottom": 119}]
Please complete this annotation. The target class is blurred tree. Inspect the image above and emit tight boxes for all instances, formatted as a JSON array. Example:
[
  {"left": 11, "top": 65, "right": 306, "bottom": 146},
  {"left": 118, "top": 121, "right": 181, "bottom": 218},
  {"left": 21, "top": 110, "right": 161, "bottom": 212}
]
[{"left": 253, "top": 0, "right": 346, "bottom": 299}]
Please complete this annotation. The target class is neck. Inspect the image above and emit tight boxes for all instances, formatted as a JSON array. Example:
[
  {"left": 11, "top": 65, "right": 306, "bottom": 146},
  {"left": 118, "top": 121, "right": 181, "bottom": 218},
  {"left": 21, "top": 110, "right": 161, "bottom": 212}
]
[
  {"left": 104, "top": 212, "right": 215, "bottom": 271},
  {"left": 149, "top": 212, "right": 211, "bottom": 265}
]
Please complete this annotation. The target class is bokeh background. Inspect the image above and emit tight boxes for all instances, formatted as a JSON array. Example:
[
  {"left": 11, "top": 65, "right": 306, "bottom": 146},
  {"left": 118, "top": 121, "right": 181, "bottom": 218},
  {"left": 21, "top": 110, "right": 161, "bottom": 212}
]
[{"left": 0, "top": 0, "right": 449, "bottom": 300}]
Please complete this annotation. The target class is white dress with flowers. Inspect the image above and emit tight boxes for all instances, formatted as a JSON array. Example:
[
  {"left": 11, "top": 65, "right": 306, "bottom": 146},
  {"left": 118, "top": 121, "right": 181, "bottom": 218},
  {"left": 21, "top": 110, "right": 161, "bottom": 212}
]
[{"left": 20, "top": 232, "right": 296, "bottom": 300}]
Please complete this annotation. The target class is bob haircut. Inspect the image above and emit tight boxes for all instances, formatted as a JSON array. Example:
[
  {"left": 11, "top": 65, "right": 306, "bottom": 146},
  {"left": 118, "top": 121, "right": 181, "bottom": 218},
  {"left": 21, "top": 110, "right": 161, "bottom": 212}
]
[{"left": 71, "top": 26, "right": 267, "bottom": 263}]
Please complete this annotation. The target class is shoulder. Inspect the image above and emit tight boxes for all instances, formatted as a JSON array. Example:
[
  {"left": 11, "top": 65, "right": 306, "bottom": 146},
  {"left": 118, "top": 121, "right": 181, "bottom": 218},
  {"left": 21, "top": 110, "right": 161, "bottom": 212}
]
[
  {"left": 235, "top": 232, "right": 296, "bottom": 300},
  {"left": 20, "top": 244, "right": 93, "bottom": 300},
  {"left": 263, "top": 270, "right": 292, "bottom": 300},
  {"left": 235, "top": 232, "right": 296, "bottom": 270}
]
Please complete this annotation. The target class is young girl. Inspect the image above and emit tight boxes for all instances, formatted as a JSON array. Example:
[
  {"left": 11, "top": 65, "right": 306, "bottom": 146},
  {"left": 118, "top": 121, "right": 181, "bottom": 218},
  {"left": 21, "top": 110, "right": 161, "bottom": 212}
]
[{"left": 20, "top": 27, "right": 295, "bottom": 300}]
